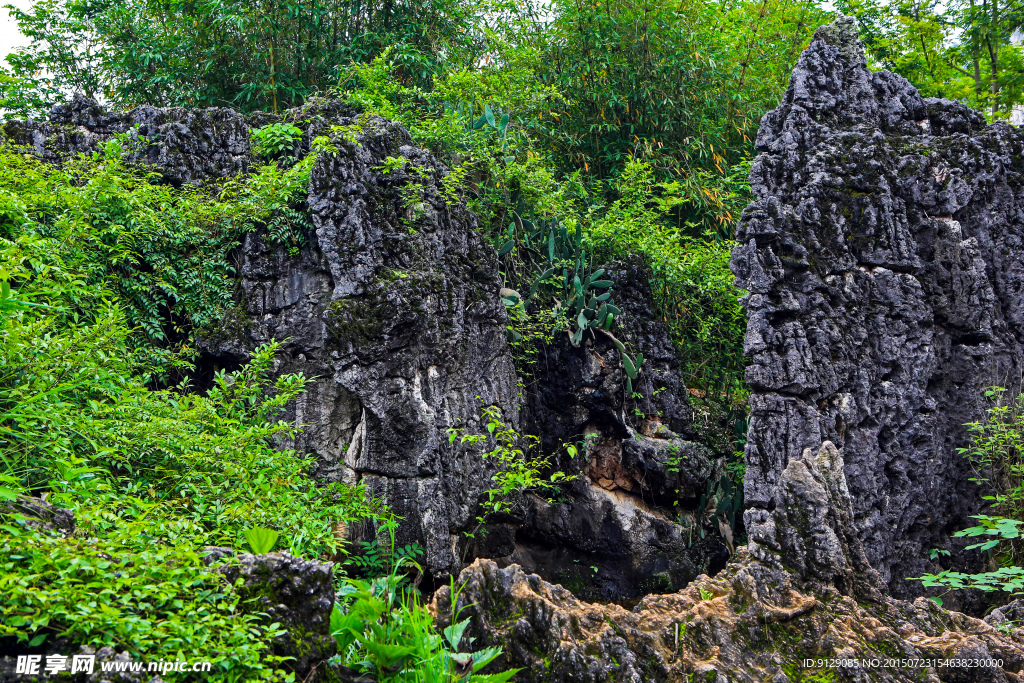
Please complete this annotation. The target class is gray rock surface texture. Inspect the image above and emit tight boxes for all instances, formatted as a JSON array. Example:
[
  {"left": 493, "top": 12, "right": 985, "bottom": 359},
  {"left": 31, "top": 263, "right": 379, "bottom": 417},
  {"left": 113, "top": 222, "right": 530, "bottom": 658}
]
[
  {"left": 731, "top": 15, "right": 1024, "bottom": 596},
  {"left": 217, "top": 551, "right": 337, "bottom": 680},
  {"left": 513, "top": 257, "right": 727, "bottom": 602},
  {"left": 203, "top": 103, "right": 521, "bottom": 579}
]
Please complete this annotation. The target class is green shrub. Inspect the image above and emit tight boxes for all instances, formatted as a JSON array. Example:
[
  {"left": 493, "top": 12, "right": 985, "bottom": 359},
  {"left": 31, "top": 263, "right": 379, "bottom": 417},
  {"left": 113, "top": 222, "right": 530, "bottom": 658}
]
[
  {"left": 586, "top": 158, "right": 746, "bottom": 395},
  {"left": 2, "top": 522, "right": 292, "bottom": 681},
  {"left": 251, "top": 122, "right": 303, "bottom": 158},
  {"left": 960, "top": 387, "right": 1024, "bottom": 535},
  {"left": 0, "top": 319, "right": 380, "bottom": 672},
  {"left": 331, "top": 520, "right": 517, "bottom": 683},
  {"left": 0, "top": 138, "right": 379, "bottom": 679},
  {"left": 911, "top": 387, "right": 1024, "bottom": 602},
  {"left": 0, "top": 135, "right": 312, "bottom": 368},
  {"left": 447, "top": 404, "right": 575, "bottom": 518}
]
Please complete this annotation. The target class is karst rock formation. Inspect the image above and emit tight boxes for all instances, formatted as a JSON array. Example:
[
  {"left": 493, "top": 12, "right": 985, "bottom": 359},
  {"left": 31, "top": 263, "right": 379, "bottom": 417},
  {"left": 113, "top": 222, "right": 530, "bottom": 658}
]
[
  {"left": 433, "top": 442, "right": 1024, "bottom": 682},
  {"left": 4, "top": 91, "right": 723, "bottom": 598},
  {"left": 7, "top": 13, "right": 1024, "bottom": 682},
  {"left": 731, "top": 15, "right": 1024, "bottom": 597}
]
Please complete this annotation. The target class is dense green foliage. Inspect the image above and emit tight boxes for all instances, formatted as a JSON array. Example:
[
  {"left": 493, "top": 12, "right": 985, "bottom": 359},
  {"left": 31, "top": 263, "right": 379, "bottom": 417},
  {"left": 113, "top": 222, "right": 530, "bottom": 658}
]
[
  {"left": 0, "top": 0, "right": 838, "bottom": 397},
  {"left": 331, "top": 45, "right": 751, "bottom": 394},
  {"left": 0, "top": 140, "right": 380, "bottom": 679},
  {"left": 331, "top": 522, "right": 516, "bottom": 682},
  {"left": 0, "top": 133, "right": 311, "bottom": 360},
  {"left": 536, "top": 0, "right": 823, "bottom": 181},
  {"left": 2, "top": 0, "right": 479, "bottom": 113},
  {"left": 839, "top": 0, "right": 1024, "bottom": 118}
]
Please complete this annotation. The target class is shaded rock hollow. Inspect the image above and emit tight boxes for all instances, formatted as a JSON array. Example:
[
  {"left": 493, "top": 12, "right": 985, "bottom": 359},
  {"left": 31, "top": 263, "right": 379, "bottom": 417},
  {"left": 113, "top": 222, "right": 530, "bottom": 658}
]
[{"left": 513, "top": 257, "right": 729, "bottom": 603}]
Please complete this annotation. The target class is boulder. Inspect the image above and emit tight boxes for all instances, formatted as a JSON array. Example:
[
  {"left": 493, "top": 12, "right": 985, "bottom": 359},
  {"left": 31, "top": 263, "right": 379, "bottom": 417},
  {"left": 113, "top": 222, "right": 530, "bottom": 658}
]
[
  {"left": 217, "top": 552, "right": 337, "bottom": 681},
  {"left": 3, "top": 93, "right": 253, "bottom": 184}
]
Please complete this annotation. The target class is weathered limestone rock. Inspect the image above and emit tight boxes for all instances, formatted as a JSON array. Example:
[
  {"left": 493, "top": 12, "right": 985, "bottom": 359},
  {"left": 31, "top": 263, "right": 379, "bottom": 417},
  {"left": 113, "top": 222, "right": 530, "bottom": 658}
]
[
  {"left": 747, "top": 441, "right": 883, "bottom": 598},
  {"left": 3, "top": 93, "right": 253, "bottom": 184},
  {"left": 3, "top": 495, "right": 75, "bottom": 535},
  {"left": 432, "top": 442, "right": 1024, "bottom": 682},
  {"left": 202, "top": 105, "right": 520, "bottom": 578},
  {"left": 217, "top": 552, "right": 337, "bottom": 681},
  {"left": 4, "top": 96, "right": 519, "bottom": 578},
  {"left": 731, "top": 15, "right": 1024, "bottom": 596}
]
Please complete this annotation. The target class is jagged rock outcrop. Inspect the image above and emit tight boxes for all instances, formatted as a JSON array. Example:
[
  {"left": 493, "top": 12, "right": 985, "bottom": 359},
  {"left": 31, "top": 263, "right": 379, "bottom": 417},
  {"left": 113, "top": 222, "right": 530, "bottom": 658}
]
[
  {"left": 202, "top": 105, "right": 521, "bottom": 578},
  {"left": 511, "top": 258, "right": 727, "bottom": 602},
  {"left": 731, "top": 15, "right": 1024, "bottom": 596},
  {"left": 3, "top": 95, "right": 519, "bottom": 578},
  {"left": 3, "top": 95, "right": 253, "bottom": 184},
  {"left": 432, "top": 442, "right": 1024, "bottom": 682}
]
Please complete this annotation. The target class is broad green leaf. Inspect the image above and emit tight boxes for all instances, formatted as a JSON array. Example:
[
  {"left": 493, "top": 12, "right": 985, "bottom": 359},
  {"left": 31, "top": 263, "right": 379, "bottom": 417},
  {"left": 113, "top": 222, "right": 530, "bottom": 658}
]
[
  {"left": 242, "top": 527, "right": 279, "bottom": 554},
  {"left": 358, "top": 639, "right": 415, "bottom": 668},
  {"left": 443, "top": 618, "right": 471, "bottom": 651}
]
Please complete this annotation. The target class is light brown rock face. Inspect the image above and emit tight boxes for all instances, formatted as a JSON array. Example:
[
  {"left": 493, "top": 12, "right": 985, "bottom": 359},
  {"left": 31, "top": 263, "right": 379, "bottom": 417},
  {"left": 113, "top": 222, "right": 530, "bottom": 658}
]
[{"left": 431, "top": 442, "right": 1024, "bottom": 682}]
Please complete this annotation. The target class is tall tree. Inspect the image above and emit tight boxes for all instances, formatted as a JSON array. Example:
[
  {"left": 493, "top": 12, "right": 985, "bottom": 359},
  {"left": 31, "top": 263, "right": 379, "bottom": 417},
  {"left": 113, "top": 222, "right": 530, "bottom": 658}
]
[{"left": 839, "top": 0, "right": 1024, "bottom": 118}]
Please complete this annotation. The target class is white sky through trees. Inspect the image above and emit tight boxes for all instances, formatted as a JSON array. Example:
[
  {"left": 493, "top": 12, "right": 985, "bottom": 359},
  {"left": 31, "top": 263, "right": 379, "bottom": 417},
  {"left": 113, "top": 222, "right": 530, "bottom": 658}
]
[{"left": 1, "top": 2, "right": 31, "bottom": 60}]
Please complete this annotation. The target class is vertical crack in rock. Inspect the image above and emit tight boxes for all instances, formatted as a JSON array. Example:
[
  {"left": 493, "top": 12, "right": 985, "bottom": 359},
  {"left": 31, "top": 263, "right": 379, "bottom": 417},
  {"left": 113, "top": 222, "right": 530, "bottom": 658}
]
[{"left": 731, "top": 15, "right": 1024, "bottom": 597}]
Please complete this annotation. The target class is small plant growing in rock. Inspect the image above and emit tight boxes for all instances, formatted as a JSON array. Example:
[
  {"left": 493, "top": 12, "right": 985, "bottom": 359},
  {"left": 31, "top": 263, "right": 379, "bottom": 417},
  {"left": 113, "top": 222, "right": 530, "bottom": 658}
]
[
  {"left": 242, "top": 526, "right": 279, "bottom": 554},
  {"left": 378, "top": 155, "right": 409, "bottom": 175},
  {"left": 912, "top": 387, "right": 1024, "bottom": 602},
  {"left": 251, "top": 122, "right": 303, "bottom": 158},
  {"left": 446, "top": 402, "right": 577, "bottom": 565},
  {"left": 447, "top": 403, "right": 572, "bottom": 517}
]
